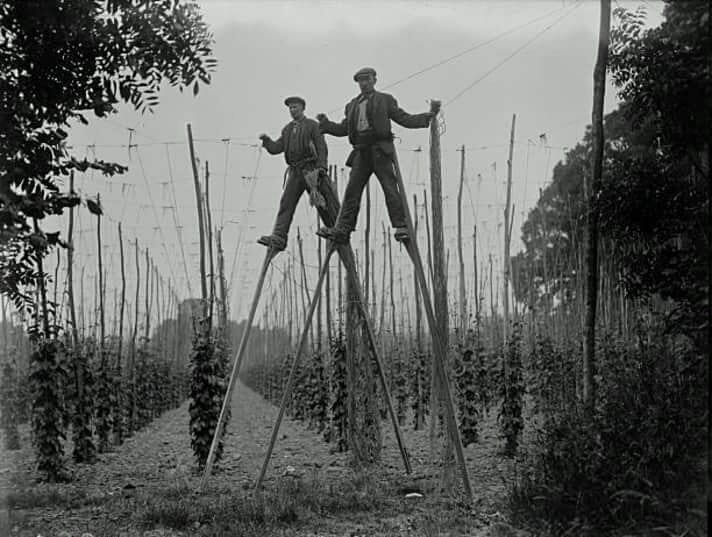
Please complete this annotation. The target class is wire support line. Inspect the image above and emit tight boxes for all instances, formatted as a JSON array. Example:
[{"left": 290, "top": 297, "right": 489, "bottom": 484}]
[
  {"left": 446, "top": 1, "right": 583, "bottom": 106},
  {"left": 134, "top": 146, "right": 182, "bottom": 296}
]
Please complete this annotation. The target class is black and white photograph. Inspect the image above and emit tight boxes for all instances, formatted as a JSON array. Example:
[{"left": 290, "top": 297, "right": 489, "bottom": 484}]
[{"left": 0, "top": 1, "right": 709, "bottom": 535}]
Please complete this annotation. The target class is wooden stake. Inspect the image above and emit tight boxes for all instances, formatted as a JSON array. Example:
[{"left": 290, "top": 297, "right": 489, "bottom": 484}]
[
  {"left": 503, "top": 115, "right": 516, "bottom": 345},
  {"left": 205, "top": 161, "right": 216, "bottom": 331},
  {"left": 457, "top": 145, "right": 467, "bottom": 338},
  {"left": 187, "top": 123, "right": 208, "bottom": 318},
  {"left": 391, "top": 115, "right": 473, "bottom": 500},
  {"left": 200, "top": 248, "right": 279, "bottom": 489}
]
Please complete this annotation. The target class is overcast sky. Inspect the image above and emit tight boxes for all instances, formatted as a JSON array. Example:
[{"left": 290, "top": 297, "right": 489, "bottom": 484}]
[{"left": 62, "top": 0, "right": 663, "bottom": 327}]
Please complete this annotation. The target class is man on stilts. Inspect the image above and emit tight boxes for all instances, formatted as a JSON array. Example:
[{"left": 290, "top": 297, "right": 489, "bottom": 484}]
[
  {"left": 258, "top": 96, "right": 328, "bottom": 251},
  {"left": 316, "top": 67, "right": 439, "bottom": 244}
]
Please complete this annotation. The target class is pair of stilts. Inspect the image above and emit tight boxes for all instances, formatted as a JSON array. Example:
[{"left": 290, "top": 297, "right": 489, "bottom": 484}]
[{"left": 199, "top": 147, "right": 472, "bottom": 502}]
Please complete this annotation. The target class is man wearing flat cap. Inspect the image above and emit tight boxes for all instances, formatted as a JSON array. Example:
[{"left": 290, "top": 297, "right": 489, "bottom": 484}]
[
  {"left": 257, "top": 96, "right": 328, "bottom": 251},
  {"left": 316, "top": 67, "right": 439, "bottom": 244}
]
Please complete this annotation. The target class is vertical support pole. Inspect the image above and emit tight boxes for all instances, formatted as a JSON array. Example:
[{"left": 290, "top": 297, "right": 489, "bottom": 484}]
[{"left": 390, "top": 104, "right": 473, "bottom": 500}]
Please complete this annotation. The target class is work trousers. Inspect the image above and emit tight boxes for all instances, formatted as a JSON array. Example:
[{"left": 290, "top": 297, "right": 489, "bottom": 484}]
[
  {"left": 334, "top": 146, "right": 406, "bottom": 233},
  {"left": 272, "top": 168, "right": 307, "bottom": 241}
]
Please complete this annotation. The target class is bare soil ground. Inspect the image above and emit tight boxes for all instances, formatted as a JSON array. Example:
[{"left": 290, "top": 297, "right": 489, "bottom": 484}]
[{"left": 1, "top": 383, "right": 524, "bottom": 537}]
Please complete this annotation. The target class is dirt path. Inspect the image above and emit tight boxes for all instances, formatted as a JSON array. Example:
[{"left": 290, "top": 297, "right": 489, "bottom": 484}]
[{"left": 2, "top": 382, "right": 516, "bottom": 536}]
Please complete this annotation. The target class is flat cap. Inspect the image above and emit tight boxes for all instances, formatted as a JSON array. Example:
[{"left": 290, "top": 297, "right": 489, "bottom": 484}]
[
  {"left": 353, "top": 67, "right": 376, "bottom": 81},
  {"left": 284, "top": 96, "right": 306, "bottom": 107}
]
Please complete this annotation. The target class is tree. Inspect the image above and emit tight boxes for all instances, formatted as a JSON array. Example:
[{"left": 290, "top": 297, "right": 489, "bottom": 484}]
[
  {"left": 0, "top": 0, "right": 216, "bottom": 481},
  {"left": 512, "top": 1, "right": 709, "bottom": 348},
  {"left": 0, "top": 0, "right": 217, "bottom": 312},
  {"left": 582, "top": 0, "right": 611, "bottom": 412}
]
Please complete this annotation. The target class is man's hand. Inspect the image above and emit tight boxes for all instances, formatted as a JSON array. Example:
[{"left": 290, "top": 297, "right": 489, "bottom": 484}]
[
  {"left": 316, "top": 113, "right": 328, "bottom": 123},
  {"left": 429, "top": 99, "right": 441, "bottom": 116}
]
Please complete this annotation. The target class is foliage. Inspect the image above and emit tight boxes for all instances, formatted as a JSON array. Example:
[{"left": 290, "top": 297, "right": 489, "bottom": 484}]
[
  {"left": 189, "top": 322, "right": 227, "bottom": 469},
  {"left": 454, "top": 330, "right": 488, "bottom": 447},
  {"left": 526, "top": 331, "right": 578, "bottom": 420},
  {"left": 499, "top": 323, "right": 524, "bottom": 457},
  {"left": 1, "top": 359, "right": 21, "bottom": 449},
  {"left": 70, "top": 339, "right": 96, "bottom": 463},
  {"left": 28, "top": 339, "right": 69, "bottom": 481},
  {"left": 392, "top": 345, "right": 408, "bottom": 426},
  {"left": 325, "top": 334, "right": 348, "bottom": 451},
  {"left": 511, "top": 321, "right": 707, "bottom": 534},
  {"left": 512, "top": 1, "right": 710, "bottom": 345},
  {"left": 0, "top": 0, "right": 216, "bottom": 311},
  {"left": 94, "top": 343, "right": 116, "bottom": 452},
  {"left": 409, "top": 349, "right": 430, "bottom": 430},
  {"left": 305, "top": 351, "right": 328, "bottom": 433}
]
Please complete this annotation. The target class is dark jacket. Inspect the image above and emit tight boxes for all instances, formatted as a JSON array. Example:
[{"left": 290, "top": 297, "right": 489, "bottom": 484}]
[
  {"left": 262, "top": 116, "right": 328, "bottom": 169},
  {"left": 320, "top": 90, "right": 432, "bottom": 159}
]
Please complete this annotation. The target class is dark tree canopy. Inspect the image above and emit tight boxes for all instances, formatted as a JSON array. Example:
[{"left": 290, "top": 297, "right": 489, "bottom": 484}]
[
  {"left": 512, "top": 1, "right": 709, "bottom": 343},
  {"left": 0, "top": 0, "right": 217, "bottom": 321}
]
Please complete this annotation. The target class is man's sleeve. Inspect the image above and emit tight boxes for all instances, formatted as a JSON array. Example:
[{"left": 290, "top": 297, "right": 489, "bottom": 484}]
[
  {"left": 312, "top": 122, "right": 328, "bottom": 169},
  {"left": 320, "top": 104, "right": 349, "bottom": 137},
  {"left": 261, "top": 128, "right": 285, "bottom": 154},
  {"left": 388, "top": 95, "right": 431, "bottom": 129}
]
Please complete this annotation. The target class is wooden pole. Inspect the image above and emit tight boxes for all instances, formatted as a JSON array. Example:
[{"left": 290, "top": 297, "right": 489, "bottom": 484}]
[
  {"left": 422, "top": 189, "right": 435, "bottom": 289},
  {"left": 457, "top": 145, "right": 467, "bottom": 339},
  {"left": 67, "top": 172, "right": 79, "bottom": 346},
  {"left": 144, "top": 249, "right": 151, "bottom": 342},
  {"left": 317, "top": 214, "right": 323, "bottom": 352},
  {"left": 96, "top": 197, "right": 106, "bottom": 366},
  {"left": 187, "top": 123, "right": 208, "bottom": 318},
  {"left": 391, "top": 108, "right": 473, "bottom": 499},
  {"left": 296, "top": 228, "right": 314, "bottom": 350},
  {"left": 200, "top": 248, "right": 279, "bottom": 489},
  {"left": 413, "top": 195, "right": 422, "bottom": 352},
  {"left": 583, "top": 0, "right": 611, "bottom": 413},
  {"left": 473, "top": 225, "right": 479, "bottom": 323},
  {"left": 205, "top": 161, "right": 215, "bottom": 331},
  {"left": 429, "top": 114, "right": 455, "bottom": 490},
  {"left": 364, "top": 184, "right": 371, "bottom": 311},
  {"left": 503, "top": 115, "right": 516, "bottom": 345}
]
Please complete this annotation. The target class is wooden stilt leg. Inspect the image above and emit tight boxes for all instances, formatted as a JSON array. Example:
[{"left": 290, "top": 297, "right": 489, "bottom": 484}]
[
  {"left": 392, "top": 151, "right": 474, "bottom": 501},
  {"left": 335, "top": 243, "right": 412, "bottom": 475},
  {"left": 200, "top": 247, "right": 279, "bottom": 490},
  {"left": 255, "top": 245, "right": 337, "bottom": 489}
]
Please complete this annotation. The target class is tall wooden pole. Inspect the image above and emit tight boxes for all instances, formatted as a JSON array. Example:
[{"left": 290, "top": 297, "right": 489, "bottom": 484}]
[
  {"left": 583, "top": 0, "right": 611, "bottom": 413},
  {"left": 96, "top": 196, "right": 105, "bottom": 366},
  {"left": 473, "top": 225, "right": 479, "bottom": 323},
  {"left": 457, "top": 145, "right": 467, "bottom": 339},
  {"left": 316, "top": 213, "right": 323, "bottom": 351},
  {"left": 429, "top": 115, "right": 455, "bottom": 490},
  {"left": 364, "top": 184, "right": 371, "bottom": 312},
  {"left": 67, "top": 172, "right": 79, "bottom": 346},
  {"left": 205, "top": 161, "right": 215, "bottom": 331},
  {"left": 503, "top": 115, "right": 516, "bottom": 345},
  {"left": 187, "top": 123, "right": 208, "bottom": 318},
  {"left": 144, "top": 249, "right": 151, "bottom": 342},
  {"left": 413, "top": 195, "right": 422, "bottom": 352}
]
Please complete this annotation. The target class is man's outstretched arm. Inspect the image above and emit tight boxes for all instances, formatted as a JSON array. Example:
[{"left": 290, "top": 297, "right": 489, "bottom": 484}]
[
  {"left": 389, "top": 96, "right": 439, "bottom": 129},
  {"left": 317, "top": 106, "right": 349, "bottom": 137},
  {"left": 259, "top": 133, "right": 284, "bottom": 154}
]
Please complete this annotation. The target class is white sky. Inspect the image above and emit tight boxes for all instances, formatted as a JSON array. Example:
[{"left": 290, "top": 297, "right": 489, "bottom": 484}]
[{"left": 56, "top": 0, "right": 664, "bottom": 331}]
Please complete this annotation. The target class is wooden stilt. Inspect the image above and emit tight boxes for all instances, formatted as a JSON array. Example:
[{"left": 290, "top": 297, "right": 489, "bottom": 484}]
[
  {"left": 199, "top": 246, "right": 279, "bottom": 490},
  {"left": 255, "top": 244, "right": 337, "bottom": 489},
  {"left": 391, "top": 132, "right": 474, "bottom": 501}
]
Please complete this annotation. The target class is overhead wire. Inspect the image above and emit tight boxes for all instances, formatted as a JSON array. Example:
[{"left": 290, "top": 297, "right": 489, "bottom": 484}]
[{"left": 446, "top": 1, "right": 583, "bottom": 106}]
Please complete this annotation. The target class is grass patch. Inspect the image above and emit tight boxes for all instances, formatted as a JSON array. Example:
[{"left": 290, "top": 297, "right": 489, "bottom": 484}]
[
  {"left": 5, "top": 485, "right": 107, "bottom": 510},
  {"left": 137, "top": 471, "right": 400, "bottom": 535}
]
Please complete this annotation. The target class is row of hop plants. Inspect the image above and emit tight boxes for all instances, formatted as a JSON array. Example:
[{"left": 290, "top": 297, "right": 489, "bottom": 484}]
[
  {"left": 0, "top": 330, "right": 188, "bottom": 481},
  {"left": 511, "top": 316, "right": 708, "bottom": 534},
  {"left": 238, "top": 323, "right": 523, "bottom": 457},
  {"left": 188, "top": 319, "right": 232, "bottom": 470}
]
